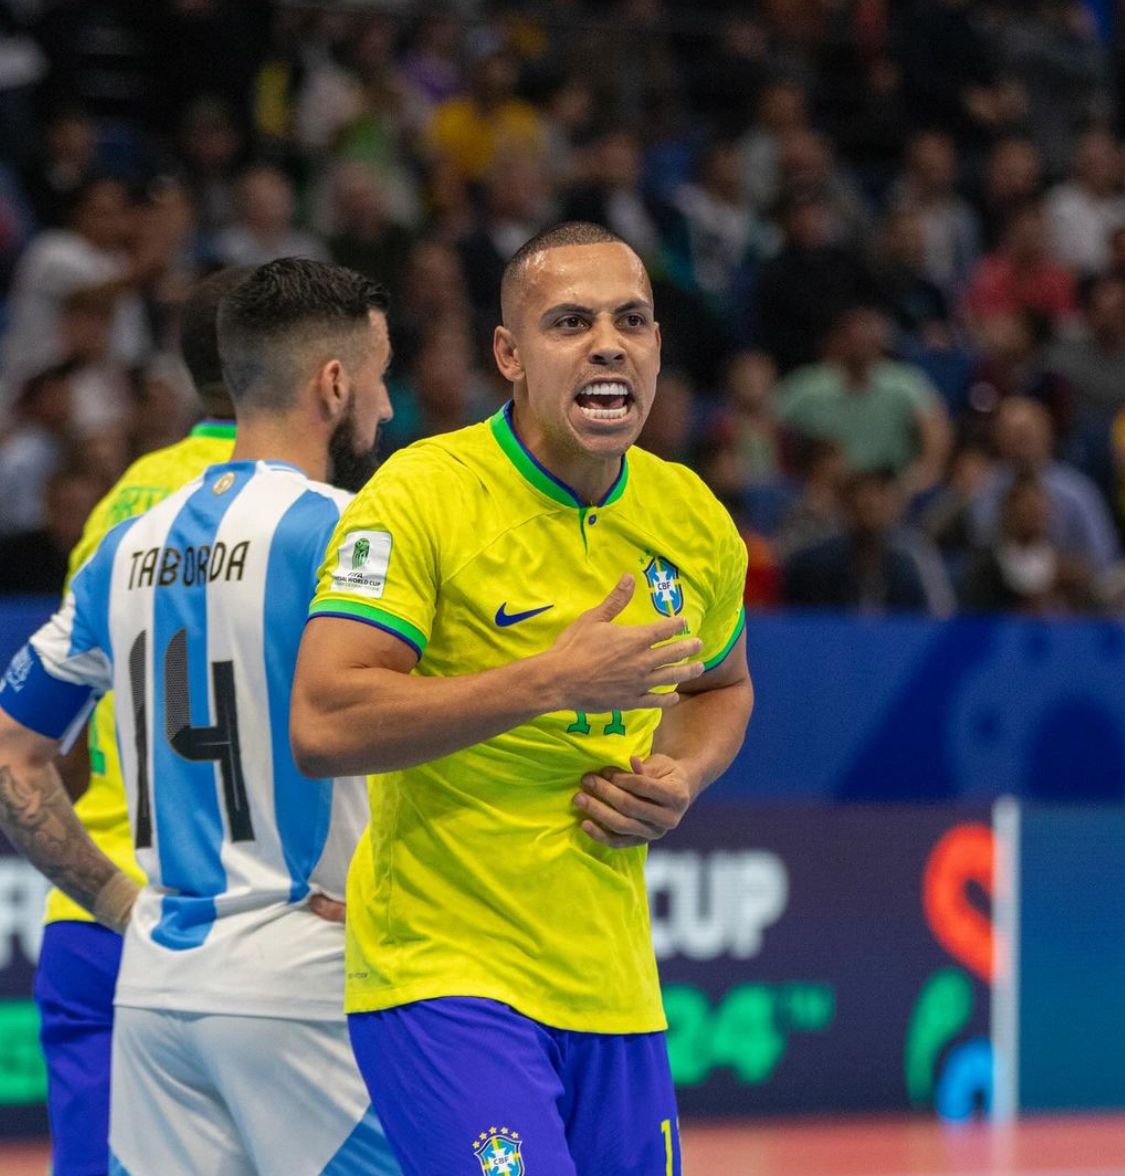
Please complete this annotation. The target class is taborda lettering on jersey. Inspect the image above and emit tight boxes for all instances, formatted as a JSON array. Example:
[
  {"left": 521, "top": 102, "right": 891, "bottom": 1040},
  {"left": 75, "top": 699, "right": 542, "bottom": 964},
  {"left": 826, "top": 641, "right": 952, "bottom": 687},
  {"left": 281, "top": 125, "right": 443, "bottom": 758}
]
[
  {"left": 127, "top": 540, "right": 250, "bottom": 590},
  {"left": 331, "top": 529, "right": 392, "bottom": 599}
]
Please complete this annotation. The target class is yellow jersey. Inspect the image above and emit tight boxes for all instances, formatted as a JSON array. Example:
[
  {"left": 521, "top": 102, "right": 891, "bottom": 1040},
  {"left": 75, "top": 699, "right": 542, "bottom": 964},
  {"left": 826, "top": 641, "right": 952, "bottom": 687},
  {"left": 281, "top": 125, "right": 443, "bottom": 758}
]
[
  {"left": 309, "top": 405, "right": 746, "bottom": 1033},
  {"left": 44, "top": 422, "right": 237, "bottom": 925}
]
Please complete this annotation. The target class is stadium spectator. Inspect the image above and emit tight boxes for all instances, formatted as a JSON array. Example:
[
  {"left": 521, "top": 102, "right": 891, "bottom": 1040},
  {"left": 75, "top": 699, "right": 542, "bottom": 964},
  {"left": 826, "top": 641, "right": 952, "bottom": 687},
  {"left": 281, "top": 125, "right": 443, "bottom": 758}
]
[
  {"left": 997, "top": 0, "right": 1113, "bottom": 177},
  {"left": 783, "top": 467, "right": 953, "bottom": 615},
  {"left": 961, "top": 199, "right": 1077, "bottom": 327},
  {"left": 872, "top": 205, "right": 950, "bottom": 338},
  {"left": 774, "top": 127, "right": 871, "bottom": 248},
  {"left": 426, "top": 49, "right": 545, "bottom": 184},
  {"left": 19, "top": 105, "right": 99, "bottom": 229},
  {"left": 383, "top": 323, "right": 492, "bottom": 454},
  {"left": 1045, "top": 127, "right": 1125, "bottom": 278},
  {"left": 737, "top": 77, "right": 811, "bottom": 212},
  {"left": 1046, "top": 275, "right": 1125, "bottom": 507},
  {"left": 673, "top": 139, "right": 766, "bottom": 321},
  {"left": 639, "top": 368, "right": 697, "bottom": 465},
  {"left": 561, "top": 128, "right": 682, "bottom": 273},
  {"left": 773, "top": 437, "right": 846, "bottom": 560},
  {"left": 320, "top": 161, "right": 416, "bottom": 299},
  {"left": 211, "top": 163, "right": 329, "bottom": 268},
  {"left": 890, "top": 130, "right": 980, "bottom": 294},
  {"left": 980, "top": 136, "right": 1044, "bottom": 248},
  {"left": 0, "top": 176, "right": 166, "bottom": 399},
  {"left": 963, "top": 470, "right": 1095, "bottom": 614},
  {"left": 393, "top": 238, "right": 472, "bottom": 370},
  {"left": 0, "top": 463, "right": 102, "bottom": 595},
  {"left": 755, "top": 185, "right": 879, "bottom": 373},
  {"left": 919, "top": 440, "right": 997, "bottom": 586},
  {"left": 970, "top": 396, "right": 1119, "bottom": 572},
  {"left": 898, "top": 0, "right": 1024, "bottom": 151},
  {"left": 0, "top": 362, "right": 76, "bottom": 537},
  {"left": 778, "top": 305, "right": 952, "bottom": 495},
  {"left": 459, "top": 151, "right": 552, "bottom": 352},
  {"left": 176, "top": 97, "right": 247, "bottom": 240},
  {"left": 967, "top": 309, "right": 1072, "bottom": 439}
]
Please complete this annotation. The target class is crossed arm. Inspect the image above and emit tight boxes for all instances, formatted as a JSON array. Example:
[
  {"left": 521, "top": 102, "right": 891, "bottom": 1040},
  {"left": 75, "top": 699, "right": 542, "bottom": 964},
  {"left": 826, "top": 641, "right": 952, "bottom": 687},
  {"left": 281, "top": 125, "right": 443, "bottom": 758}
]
[{"left": 0, "top": 708, "right": 138, "bottom": 932}]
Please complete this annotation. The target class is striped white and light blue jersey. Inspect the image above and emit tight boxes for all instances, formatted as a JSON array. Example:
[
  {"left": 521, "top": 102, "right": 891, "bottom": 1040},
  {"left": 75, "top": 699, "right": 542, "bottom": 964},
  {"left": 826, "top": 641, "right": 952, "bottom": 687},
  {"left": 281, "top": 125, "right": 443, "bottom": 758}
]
[{"left": 0, "top": 460, "right": 367, "bottom": 1020}]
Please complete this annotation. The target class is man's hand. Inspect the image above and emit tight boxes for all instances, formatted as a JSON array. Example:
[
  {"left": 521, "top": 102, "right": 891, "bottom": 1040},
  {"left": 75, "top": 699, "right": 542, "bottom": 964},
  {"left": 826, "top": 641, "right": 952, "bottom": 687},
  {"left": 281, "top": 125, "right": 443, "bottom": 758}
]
[
  {"left": 547, "top": 576, "right": 704, "bottom": 714},
  {"left": 574, "top": 754, "right": 697, "bottom": 849}
]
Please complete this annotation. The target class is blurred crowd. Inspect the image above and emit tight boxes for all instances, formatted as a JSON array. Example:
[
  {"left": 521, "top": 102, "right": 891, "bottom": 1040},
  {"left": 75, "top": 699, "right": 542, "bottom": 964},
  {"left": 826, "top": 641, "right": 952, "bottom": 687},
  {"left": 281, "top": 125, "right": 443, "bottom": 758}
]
[{"left": 1, "top": 0, "right": 1124, "bottom": 616}]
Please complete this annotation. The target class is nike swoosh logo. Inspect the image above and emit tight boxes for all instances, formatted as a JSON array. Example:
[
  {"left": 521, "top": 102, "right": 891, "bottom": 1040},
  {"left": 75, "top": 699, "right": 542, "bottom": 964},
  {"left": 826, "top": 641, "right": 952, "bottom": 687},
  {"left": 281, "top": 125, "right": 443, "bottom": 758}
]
[{"left": 495, "top": 602, "right": 554, "bottom": 627}]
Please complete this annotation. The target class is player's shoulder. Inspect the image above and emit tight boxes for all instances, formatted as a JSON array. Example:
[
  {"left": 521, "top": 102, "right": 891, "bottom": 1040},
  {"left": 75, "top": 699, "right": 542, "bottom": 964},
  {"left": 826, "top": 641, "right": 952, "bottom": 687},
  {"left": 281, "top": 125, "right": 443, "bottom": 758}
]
[{"left": 354, "top": 420, "right": 494, "bottom": 504}]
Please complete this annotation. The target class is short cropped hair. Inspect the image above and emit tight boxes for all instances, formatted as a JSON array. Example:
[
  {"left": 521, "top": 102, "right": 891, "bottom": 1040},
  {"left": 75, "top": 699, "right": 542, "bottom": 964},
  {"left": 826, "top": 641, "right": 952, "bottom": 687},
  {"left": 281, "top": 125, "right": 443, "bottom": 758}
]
[
  {"left": 500, "top": 222, "right": 639, "bottom": 325},
  {"left": 217, "top": 258, "right": 389, "bottom": 411},
  {"left": 179, "top": 266, "right": 254, "bottom": 419}
]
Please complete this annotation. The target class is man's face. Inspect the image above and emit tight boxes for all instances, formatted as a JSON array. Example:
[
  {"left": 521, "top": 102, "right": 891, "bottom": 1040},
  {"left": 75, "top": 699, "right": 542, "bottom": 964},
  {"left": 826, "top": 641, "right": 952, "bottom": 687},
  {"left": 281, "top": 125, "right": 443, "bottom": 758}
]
[
  {"left": 329, "top": 311, "right": 393, "bottom": 492},
  {"left": 495, "top": 242, "right": 661, "bottom": 466}
]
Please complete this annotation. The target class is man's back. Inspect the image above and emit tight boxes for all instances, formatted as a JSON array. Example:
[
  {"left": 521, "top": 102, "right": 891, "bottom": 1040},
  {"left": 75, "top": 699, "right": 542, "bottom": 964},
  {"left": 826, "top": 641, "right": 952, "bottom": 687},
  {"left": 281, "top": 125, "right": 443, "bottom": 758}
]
[{"left": 35, "top": 459, "right": 366, "bottom": 1016}]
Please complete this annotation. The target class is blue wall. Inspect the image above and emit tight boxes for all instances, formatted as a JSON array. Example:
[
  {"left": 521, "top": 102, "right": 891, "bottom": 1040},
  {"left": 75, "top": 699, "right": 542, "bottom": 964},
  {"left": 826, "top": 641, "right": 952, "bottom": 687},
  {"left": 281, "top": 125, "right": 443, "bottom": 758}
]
[
  {"left": 5, "top": 598, "right": 1125, "bottom": 802},
  {"left": 722, "top": 612, "right": 1125, "bottom": 803}
]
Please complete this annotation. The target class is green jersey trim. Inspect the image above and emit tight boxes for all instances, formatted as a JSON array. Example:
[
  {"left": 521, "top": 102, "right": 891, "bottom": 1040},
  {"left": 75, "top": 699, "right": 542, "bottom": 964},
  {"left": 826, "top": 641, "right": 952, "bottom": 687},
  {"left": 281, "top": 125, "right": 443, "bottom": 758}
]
[
  {"left": 703, "top": 606, "right": 746, "bottom": 672},
  {"left": 308, "top": 599, "right": 427, "bottom": 657},
  {"left": 489, "top": 403, "right": 629, "bottom": 508},
  {"left": 190, "top": 421, "right": 237, "bottom": 440}
]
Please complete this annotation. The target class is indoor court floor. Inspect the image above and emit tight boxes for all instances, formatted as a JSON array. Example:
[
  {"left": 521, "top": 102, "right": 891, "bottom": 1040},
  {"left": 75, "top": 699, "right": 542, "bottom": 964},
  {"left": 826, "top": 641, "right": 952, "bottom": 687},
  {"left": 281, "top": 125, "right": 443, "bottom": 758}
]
[{"left": 4, "top": 1115, "right": 1125, "bottom": 1175}]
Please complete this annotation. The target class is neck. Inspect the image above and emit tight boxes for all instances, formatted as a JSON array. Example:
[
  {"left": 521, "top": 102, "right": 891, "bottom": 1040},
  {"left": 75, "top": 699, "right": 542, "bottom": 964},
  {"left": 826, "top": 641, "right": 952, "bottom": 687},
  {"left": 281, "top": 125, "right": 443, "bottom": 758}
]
[
  {"left": 229, "top": 413, "right": 327, "bottom": 482},
  {"left": 511, "top": 403, "right": 622, "bottom": 506}
]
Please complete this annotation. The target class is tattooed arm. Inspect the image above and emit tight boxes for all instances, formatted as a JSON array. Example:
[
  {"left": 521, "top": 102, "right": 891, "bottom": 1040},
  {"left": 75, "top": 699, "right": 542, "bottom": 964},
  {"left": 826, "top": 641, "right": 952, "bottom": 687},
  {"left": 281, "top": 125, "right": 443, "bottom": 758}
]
[{"left": 0, "top": 708, "right": 138, "bottom": 933}]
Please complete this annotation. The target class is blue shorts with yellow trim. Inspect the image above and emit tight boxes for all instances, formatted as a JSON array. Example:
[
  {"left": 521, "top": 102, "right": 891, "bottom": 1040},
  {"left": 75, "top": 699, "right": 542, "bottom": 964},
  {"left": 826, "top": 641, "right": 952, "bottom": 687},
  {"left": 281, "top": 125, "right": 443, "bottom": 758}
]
[{"left": 349, "top": 997, "right": 681, "bottom": 1176}]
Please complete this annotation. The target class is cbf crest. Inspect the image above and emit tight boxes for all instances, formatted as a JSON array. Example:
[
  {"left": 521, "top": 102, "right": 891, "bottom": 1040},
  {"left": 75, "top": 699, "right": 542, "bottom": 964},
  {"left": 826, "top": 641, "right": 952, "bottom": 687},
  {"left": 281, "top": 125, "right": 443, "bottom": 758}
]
[
  {"left": 644, "top": 555, "right": 684, "bottom": 617},
  {"left": 472, "top": 1127, "right": 524, "bottom": 1175}
]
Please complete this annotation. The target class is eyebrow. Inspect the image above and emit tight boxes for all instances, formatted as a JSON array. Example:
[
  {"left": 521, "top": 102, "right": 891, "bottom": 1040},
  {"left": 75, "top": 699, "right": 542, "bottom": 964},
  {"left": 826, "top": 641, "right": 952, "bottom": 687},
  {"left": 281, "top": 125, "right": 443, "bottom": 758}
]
[{"left": 539, "top": 299, "right": 653, "bottom": 324}]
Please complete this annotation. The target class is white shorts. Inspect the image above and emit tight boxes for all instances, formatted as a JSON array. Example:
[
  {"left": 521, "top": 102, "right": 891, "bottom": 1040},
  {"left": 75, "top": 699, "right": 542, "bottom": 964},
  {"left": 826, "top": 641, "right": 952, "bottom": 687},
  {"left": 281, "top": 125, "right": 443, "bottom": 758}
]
[{"left": 108, "top": 1007, "right": 398, "bottom": 1176}]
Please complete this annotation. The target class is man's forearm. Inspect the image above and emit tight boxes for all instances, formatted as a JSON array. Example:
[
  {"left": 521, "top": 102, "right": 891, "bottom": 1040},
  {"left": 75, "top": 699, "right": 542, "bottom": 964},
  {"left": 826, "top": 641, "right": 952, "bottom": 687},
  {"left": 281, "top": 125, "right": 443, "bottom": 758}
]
[
  {"left": 294, "top": 654, "right": 564, "bottom": 777},
  {"left": 651, "top": 678, "right": 754, "bottom": 797},
  {"left": 0, "top": 757, "right": 135, "bottom": 929}
]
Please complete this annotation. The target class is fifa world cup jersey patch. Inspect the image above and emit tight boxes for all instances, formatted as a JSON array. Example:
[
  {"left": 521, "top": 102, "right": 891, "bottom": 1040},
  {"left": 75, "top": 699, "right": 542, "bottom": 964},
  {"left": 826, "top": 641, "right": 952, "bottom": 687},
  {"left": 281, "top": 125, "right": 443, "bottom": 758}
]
[
  {"left": 473, "top": 1127, "right": 524, "bottom": 1174},
  {"left": 332, "top": 530, "right": 392, "bottom": 598}
]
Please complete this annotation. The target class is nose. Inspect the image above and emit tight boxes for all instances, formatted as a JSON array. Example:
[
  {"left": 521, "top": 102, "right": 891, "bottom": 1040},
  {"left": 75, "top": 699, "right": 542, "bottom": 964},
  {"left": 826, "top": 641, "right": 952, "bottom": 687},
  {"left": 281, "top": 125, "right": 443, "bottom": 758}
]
[{"left": 588, "top": 315, "right": 625, "bottom": 366}]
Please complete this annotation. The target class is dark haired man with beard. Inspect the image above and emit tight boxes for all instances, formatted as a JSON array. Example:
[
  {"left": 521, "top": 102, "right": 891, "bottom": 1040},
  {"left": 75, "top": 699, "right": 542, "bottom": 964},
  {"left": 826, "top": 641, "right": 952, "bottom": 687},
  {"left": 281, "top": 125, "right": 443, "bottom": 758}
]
[{"left": 0, "top": 258, "right": 399, "bottom": 1175}]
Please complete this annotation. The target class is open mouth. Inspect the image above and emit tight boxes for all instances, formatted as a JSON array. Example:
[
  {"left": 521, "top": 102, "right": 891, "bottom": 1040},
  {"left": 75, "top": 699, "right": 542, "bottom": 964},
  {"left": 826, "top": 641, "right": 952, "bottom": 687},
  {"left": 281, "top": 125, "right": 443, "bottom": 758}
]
[{"left": 574, "top": 381, "right": 633, "bottom": 421}]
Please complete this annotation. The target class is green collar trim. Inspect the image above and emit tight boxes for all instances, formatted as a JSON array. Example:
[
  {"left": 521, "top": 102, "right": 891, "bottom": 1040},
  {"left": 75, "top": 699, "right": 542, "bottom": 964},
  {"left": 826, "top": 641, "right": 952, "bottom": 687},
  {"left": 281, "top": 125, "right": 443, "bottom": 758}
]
[
  {"left": 190, "top": 420, "right": 237, "bottom": 440},
  {"left": 489, "top": 402, "right": 628, "bottom": 509}
]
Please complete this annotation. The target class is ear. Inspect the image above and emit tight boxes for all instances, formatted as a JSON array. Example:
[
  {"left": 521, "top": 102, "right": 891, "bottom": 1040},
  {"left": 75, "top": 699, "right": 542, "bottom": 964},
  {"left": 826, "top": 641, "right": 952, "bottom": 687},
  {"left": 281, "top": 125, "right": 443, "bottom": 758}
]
[
  {"left": 492, "top": 325, "right": 523, "bottom": 385},
  {"left": 654, "top": 320, "right": 662, "bottom": 377},
  {"left": 315, "top": 358, "right": 347, "bottom": 420}
]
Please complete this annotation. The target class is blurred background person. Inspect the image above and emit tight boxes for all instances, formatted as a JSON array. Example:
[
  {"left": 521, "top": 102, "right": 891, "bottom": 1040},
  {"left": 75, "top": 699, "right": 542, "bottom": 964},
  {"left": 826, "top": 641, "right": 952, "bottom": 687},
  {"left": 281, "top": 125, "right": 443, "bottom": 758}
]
[
  {"left": 0, "top": 463, "right": 102, "bottom": 596},
  {"left": 778, "top": 305, "right": 952, "bottom": 498},
  {"left": 782, "top": 468, "right": 953, "bottom": 615},
  {"left": 962, "top": 469, "right": 1096, "bottom": 615},
  {"left": 970, "top": 395, "right": 1119, "bottom": 574}
]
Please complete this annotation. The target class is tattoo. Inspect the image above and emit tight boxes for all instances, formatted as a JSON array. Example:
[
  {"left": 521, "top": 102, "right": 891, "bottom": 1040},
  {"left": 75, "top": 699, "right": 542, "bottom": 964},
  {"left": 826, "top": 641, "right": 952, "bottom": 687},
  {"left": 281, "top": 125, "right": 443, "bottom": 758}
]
[{"left": 0, "top": 761, "right": 116, "bottom": 915}]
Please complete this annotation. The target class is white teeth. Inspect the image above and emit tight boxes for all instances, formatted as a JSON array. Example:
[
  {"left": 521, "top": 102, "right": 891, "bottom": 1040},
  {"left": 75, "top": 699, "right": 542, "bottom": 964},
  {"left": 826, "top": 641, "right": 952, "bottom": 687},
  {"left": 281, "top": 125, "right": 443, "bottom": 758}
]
[
  {"left": 580, "top": 382, "right": 630, "bottom": 398},
  {"left": 578, "top": 404, "right": 629, "bottom": 420}
]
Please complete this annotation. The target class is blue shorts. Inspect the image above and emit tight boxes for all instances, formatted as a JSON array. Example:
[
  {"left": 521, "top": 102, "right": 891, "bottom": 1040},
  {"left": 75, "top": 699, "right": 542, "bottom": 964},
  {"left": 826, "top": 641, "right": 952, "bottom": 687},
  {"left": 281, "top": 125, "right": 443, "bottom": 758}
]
[
  {"left": 34, "top": 920, "right": 122, "bottom": 1176},
  {"left": 348, "top": 997, "right": 681, "bottom": 1176}
]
